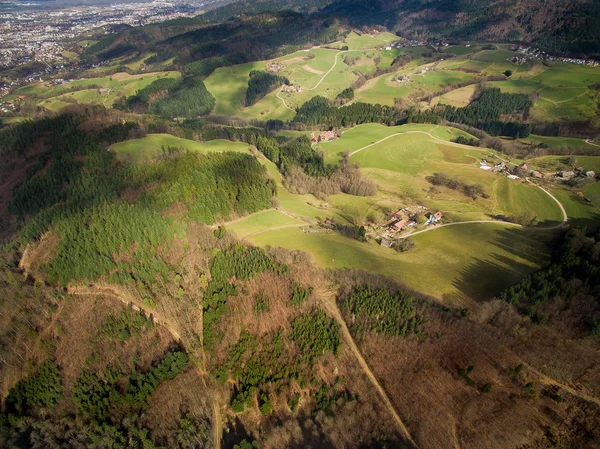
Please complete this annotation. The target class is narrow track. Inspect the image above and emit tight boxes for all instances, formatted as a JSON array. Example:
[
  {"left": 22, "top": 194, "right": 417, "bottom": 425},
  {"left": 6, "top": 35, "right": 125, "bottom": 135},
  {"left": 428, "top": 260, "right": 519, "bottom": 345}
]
[{"left": 319, "top": 290, "right": 419, "bottom": 448}]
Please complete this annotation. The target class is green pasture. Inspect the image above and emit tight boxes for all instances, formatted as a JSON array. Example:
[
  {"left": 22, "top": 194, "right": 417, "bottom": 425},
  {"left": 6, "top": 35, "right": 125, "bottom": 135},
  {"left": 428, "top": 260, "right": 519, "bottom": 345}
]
[
  {"left": 430, "top": 84, "right": 476, "bottom": 107},
  {"left": 493, "top": 177, "right": 565, "bottom": 226},
  {"left": 316, "top": 123, "right": 474, "bottom": 164},
  {"left": 247, "top": 223, "right": 551, "bottom": 303},
  {"left": 583, "top": 182, "right": 600, "bottom": 209},
  {"left": 110, "top": 134, "right": 251, "bottom": 163},
  {"left": 19, "top": 71, "right": 180, "bottom": 112},
  {"left": 204, "top": 47, "right": 354, "bottom": 120},
  {"left": 337, "top": 31, "right": 397, "bottom": 50},
  {"left": 227, "top": 210, "right": 303, "bottom": 239},
  {"left": 527, "top": 155, "right": 600, "bottom": 173},
  {"left": 316, "top": 124, "right": 562, "bottom": 224},
  {"left": 521, "top": 135, "right": 594, "bottom": 150},
  {"left": 552, "top": 187, "right": 600, "bottom": 231}
]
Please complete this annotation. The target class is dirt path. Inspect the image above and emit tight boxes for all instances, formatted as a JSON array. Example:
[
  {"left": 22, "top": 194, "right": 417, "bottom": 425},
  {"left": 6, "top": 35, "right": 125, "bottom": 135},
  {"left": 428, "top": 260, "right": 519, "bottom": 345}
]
[
  {"left": 318, "top": 290, "right": 419, "bottom": 448},
  {"left": 520, "top": 361, "right": 600, "bottom": 407},
  {"left": 240, "top": 222, "right": 305, "bottom": 241},
  {"left": 276, "top": 85, "right": 297, "bottom": 113},
  {"left": 525, "top": 178, "right": 568, "bottom": 226},
  {"left": 398, "top": 220, "right": 523, "bottom": 239},
  {"left": 586, "top": 139, "right": 600, "bottom": 147},
  {"left": 67, "top": 285, "right": 223, "bottom": 447}
]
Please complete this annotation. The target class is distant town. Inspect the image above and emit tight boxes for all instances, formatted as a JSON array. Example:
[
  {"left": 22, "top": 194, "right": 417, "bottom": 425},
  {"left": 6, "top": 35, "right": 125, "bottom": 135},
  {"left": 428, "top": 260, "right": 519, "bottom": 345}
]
[{"left": 0, "top": 0, "right": 221, "bottom": 70}]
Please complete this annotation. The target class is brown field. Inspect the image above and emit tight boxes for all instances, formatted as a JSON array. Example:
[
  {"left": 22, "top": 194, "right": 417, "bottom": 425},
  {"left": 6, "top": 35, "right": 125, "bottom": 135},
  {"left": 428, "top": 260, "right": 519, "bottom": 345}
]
[{"left": 303, "top": 64, "right": 325, "bottom": 75}]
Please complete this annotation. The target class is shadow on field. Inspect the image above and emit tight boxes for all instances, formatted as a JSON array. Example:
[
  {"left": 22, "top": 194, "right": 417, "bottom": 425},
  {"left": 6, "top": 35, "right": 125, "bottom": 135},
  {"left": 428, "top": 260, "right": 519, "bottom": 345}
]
[{"left": 452, "top": 227, "right": 553, "bottom": 301}]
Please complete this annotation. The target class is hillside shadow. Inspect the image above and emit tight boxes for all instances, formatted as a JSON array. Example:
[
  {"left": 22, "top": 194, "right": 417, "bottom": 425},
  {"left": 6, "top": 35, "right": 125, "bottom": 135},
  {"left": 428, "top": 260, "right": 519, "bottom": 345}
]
[
  {"left": 223, "top": 417, "right": 251, "bottom": 449},
  {"left": 489, "top": 227, "right": 552, "bottom": 265},
  {"left": 452, "top": 256, "right": 531, "bottom": 301},
  {"left": 564, "top": 195, "right": 600, "bottom": 232},
  {"left": 452, "top": 226, "right": 554, "bottom": 300}
]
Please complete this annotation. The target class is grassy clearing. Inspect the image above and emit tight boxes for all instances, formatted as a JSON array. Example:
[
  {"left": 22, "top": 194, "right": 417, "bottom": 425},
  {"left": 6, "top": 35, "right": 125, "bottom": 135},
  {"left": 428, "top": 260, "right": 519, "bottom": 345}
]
[
  {"left": 493, "top": 178, "right": 565, "bottom": 226},
  {"left": 430, "top": 84, "right": 476, "bottom": 107},
  {"left": 227, "top": 210, "right": 303, "bottom": 239},
  {"left": 528, "top": 155, "right": 600, "bottom": 173},
  {"left": 247, "top": 223, "right": 550, "bottom": 303},
  {"left": 111, "top": 134, "right": 250, "bottom": 163},
  {"left": 552, "top": 187, "right": 600, "bottom": 231},
  {"left": 316, "top": 123, "right": 461, "bottom": 164}
]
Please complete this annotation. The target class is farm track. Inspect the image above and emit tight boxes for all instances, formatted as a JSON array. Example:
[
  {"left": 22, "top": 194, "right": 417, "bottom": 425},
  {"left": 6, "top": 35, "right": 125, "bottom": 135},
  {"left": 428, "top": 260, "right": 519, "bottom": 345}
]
[
  {"left": 66, "top": 285, "right": 223, "bottom": 448},
  {"left": 346, "top": 131, "right": 569, "bottom": 236},
  {"left": 317, "top": 288, "right": 419, "bottom": 448},
  {"left": 276, "top": 46, "right": 381, "bottom": 112}
]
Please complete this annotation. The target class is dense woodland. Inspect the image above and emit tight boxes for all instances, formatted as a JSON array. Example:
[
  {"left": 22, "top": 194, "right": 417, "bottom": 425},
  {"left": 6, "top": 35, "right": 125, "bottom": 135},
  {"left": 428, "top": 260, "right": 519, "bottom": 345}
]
[
  {"left": 500, "top": 228, "right": 600, "bottom": 332},
  {"left": 114, "top": 76, "right": 215, "bottom": 118},
  {"left": 1, "top": 115, "right": 274, "bottom": 288},
  {"left": 293, "top": 88, "right": 533, "bottom": 138},
  {"left": 245, "top": 70, "right": 290, "bottom": 106}
]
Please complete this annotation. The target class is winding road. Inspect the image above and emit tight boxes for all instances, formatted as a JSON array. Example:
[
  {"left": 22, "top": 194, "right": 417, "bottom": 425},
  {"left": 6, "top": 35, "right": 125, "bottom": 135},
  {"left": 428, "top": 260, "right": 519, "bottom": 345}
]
[{"left": 343, "top": 130, "right": 570, "bottom": 237}]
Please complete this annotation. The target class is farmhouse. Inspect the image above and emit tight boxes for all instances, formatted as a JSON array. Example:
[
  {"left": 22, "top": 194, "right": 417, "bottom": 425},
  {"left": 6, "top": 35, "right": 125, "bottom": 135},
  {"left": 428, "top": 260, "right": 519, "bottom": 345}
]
[
  {"left": 311, "top": 130, "right": 338, "bottom": 143},
  {"left": 558, "top": 170, "right": 575, "bottom": 180},
  {"left": 282, "top": 84, "right": 302, "bottom": 93},
  {"left": 586, "top": 170, "right": 596, "bottom": 178},
  {"left": 390, "top": 219, "right": 407, "bottom": 231},
  {"left": 265, "top": 62, "right": 283, "bottom": 73},
  {"left": 520, "top": 163, "right": 529, "bottom": 171},
  {"left": 494, "top": 162, "right": 506, "bottom": 172},
  {"left": 426, "top": 210, "right": 443, "bottom": 224},
  {"left": 532, "top": 171, "right": 543, "bottom": 179}
]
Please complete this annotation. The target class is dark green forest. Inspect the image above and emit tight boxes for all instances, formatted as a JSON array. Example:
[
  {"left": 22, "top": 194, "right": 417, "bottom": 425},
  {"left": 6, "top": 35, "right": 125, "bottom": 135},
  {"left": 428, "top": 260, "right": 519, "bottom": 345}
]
[
  {"left": 114, "top": 76, "right": 215, "bottom": 118},
  {"left": 1, "top": 115, "right": 274, "bottom": 288},
  {"left": 245, "top": 70, "right": 290, "bottom": 106},
  {"left": 293, "top": 88, "right": 533, "bottom": 138},
  {"left": 500, "top": 228, "right": 600, "bottom": 331}
]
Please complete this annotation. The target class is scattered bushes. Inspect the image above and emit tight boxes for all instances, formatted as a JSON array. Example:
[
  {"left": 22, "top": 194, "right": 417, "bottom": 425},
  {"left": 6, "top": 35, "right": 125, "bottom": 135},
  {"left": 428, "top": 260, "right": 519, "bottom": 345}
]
[
  {"left": 393, "top": 238, "right": 415, "bottom": 253},
  {"left": 290, "top": 282, "right": 312, "bottom": 305},
  {"left": 427, "top": 172, "right": 487, "bottom": 199}
]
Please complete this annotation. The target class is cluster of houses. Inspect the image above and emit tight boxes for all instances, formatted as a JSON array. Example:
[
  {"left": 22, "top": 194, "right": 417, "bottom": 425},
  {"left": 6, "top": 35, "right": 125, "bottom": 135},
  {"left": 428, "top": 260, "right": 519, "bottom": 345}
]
[
  {"left": 555, "top": 168, "right": 596, "bottom": 182},
  {"left": 281, "top": 84, "right": 302, "bottom": 93},
  {"left": 480, "top": 158, "right": 597, "bottom": 184},
  {"left": 265, "top": 62, "right": 284, "bottom": 73},
  {"left": 396, "top": 75, "right": 411, "bottom": 84},
  {"left": 53, "top": 78, "right": 71, "bottom": 86},
  {"left": 377, "top": 207, "right": 443, "bottom": 247},
  {"left": 480, "top": 160, "right": 546, "bottom": 180},
  {"left": 510, "top": 45, "right": 599, "bottom": 67},
  {"left": 311, "top": 130, "right": 338, "bottom": 143}
]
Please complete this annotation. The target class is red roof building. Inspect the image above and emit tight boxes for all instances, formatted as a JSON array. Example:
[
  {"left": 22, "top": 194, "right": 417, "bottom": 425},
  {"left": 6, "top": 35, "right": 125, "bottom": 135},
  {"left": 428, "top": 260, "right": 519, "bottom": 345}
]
[{"left": 391, "top": 219, "right": 407, "bottom": 231}]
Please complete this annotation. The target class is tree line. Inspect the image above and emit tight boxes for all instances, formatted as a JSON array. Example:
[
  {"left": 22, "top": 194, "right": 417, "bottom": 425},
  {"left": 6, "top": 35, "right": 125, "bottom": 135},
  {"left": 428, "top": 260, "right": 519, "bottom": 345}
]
[
  {"left": 245, "top": 70, "right": 290, "bottom": 106},
  {"left": 114, "top": 76, "right": 215, "bottom": 118},
  {"left": 500, "top": 228, "right": 600, "bottom": 332}
]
